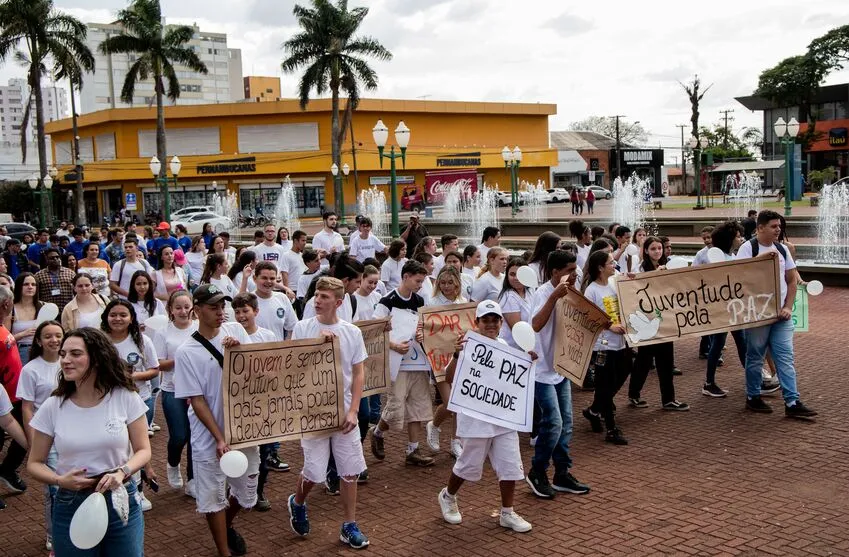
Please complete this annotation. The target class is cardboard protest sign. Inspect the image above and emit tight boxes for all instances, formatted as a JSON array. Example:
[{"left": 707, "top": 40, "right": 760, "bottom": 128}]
[
  {"left": 419, "top": 301, "right": 477, "bottom": 381},
  {"left": 554, "top": 288, "right": 611, "bottom": 386},
  {"left": 447, "top": 331, "right": 535, "bottom": 432},
  {"left": 615, "top": 254, "right": 781, "bottom": 347},
  {"left": 389, "top": 308, "right": 420, "bottom": 381},
  {"left": 792, "top": 286, "right": 809, "bottom": 333},
  {"left": 355, "top": 318, "right": 391, "bottom": 395},
  {"left": 222, "top": 337, "right": 345, "bottom": 449}
]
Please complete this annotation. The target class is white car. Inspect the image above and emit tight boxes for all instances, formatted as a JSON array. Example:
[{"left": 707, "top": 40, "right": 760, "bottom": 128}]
[
  {"left": 586, "top": 185, "right": 612, "bottom": 200},
  {"left": 546, "top": 188, "right": 569, "bottom": 203},
  {"left": 520, "top": 189, "right": 552, "bottom": 204},
  {"left": 171, "top": 211, "right": 230, "bottom": 235},
  {"left": 171, "top": 205, "right": 215, "bottom": 219},
  {"left": 496, "top": 191, "right": 517, "bottom": 207}
]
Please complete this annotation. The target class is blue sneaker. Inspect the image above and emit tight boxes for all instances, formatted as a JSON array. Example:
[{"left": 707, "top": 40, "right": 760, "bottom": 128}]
[
  {"left": 340, "top": 521, "right": 369, "bottom": 549},
  {"left": 287, "top": 494, "right": 310, "bottom": 537}
]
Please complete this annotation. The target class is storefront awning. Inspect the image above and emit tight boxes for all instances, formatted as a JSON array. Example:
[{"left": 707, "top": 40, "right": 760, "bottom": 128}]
[
  {"left": 709, "top": 160, "right": 784, "bottom": 173},
  {"left": 551, "top": 150, "right": 588, "bottom": 174}
]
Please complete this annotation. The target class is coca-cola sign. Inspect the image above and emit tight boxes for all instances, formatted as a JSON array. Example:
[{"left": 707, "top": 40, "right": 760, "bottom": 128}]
[{"left": 425, "top": 169, "right": 478, "bottom": 203}]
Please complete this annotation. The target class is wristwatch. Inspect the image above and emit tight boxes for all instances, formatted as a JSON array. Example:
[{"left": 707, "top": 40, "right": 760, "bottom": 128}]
[{"left": 120, "top": 465, "right": 132, "bottom": 478}]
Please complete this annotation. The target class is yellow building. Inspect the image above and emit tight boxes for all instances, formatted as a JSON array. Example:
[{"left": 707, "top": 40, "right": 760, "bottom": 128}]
[
  {"left": 45, "top": 97, "right": 557, "bottom": 224},
  {"left": 243, "top": 76, "right": 281, "bottom": 102}
]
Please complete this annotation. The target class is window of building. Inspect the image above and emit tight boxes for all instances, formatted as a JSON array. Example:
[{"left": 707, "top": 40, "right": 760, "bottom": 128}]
[{"left": 266, "top": 88, "right": 273, "bottom": 93}]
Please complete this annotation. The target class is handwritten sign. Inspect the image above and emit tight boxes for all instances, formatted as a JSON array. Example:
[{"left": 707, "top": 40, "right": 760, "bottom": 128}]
[
  {"left": 419, "top": 301, "right": 477, "bottom": 381},
  {"left": 447, "top": 331, "right": 535, "bottom": 432},
  {"left": 222, "top": 337, "right": 345, "bottom": 449},
  {"left": 615, "top": 254, "right": 781, "bottom": 347},
  {"left": 389, "top": 308, "right": 420, "bottom": 381},
  {"left": 554, "top": 289, "right": 610, "bottom": 385},
  {"left": 356, "top": 318, "right": 391, "bottom": 395},
  {"left": 792, "top": 286, "right": 808, "bottom": 333}
]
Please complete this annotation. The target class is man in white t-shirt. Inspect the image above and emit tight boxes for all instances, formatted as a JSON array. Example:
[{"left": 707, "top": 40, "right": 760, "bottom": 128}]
[
  {"left": 432, "top": 234, "right": 459, "bottom": 278},
  {"left": 253, "top": 262, "right": 297, "bottom": 340},
  {"left": 250, "top": 224, "right": 290, "bottom": 284},
  {"left": 526, "top": 250, "right": 589, "bottom": 499},
  {"left": 477, "top": 226, "right": 501, "bottom": 262},
  {"left": 109, "top": 237, "right": 153, "bottom": 298},
  {"left": 283, "top": 230, "right": 308, "bottom": 293},
  {"left": 301, "top": 257, "right": 362, "bottom": 322},
  {"left": 174, "top": 284, "right": 257, "bottom": 557},
  {"left": 734, "top": 210, "right": 816, "bottom": 419},
  {"left": 311, "top": 212, "right": 345, "bottom": 270},
  {"left": 348, "top": 217, "right": 386, "bottom": 263}
]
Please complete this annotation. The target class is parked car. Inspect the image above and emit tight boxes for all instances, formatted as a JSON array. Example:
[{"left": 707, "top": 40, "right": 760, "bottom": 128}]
[
  {"left": 171, "top": 205, "right": 215, "bottom": 219},
  {"left": 401, "top": 188, "right": 425, "bottom": 212},
  {"left": 0, "top": 222, "right": 37, "bottom": 241},
  {"left": 496, "top": 191, "right": 513, "bottom": 207},
  {"left": 520, "top": 189, "right": 552, "bottom": 204},
  {"left": 171, "top": 212, "right": 230, "bottom": 235},
  {"left": 546, "top": 188, "right": 569, "bottom": 203},
  {"left": 586, "top": 185, "right": 612, "bottom": 199}
]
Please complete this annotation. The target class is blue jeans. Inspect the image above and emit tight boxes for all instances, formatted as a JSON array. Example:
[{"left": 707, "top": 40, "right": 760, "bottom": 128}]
[
  {"left": 706, "top": 330, "right": 746, "bottom": 385},
  {"left": 531, "top": 380, "right": 573, "bottom": 474},
  {"left": 52, "top": 482, "right": 144, "bottom": 557},
  {"left": 745, "top": 319, "right": 799, "bottom": 403},
  {"left": 161, "top": 391, "right": 192, "bottom": 478}
]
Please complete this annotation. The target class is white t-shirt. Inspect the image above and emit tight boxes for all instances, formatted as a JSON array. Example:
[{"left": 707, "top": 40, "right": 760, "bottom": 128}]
[
  {"left": 455, "top": 337, "right": 515, "bottom": 438},
  {"left": 174, "top": 322, "right": 250, "bottom": 460},
  {"left": 353, "top": 291, "right": 382, "bottom": 321},
  {"left": 498, "top": 290, "right": 531, "bottom": 350},
  {"left": 247, "top": 326, "right": 277, "bottom": 344},
  {"left": 432, "top": 255, "right": 446, "bottom": 278},
  {"left": 471, "top": 272, "right": 504, "bottom": 302},
  {"left": 154, "top": 321, "right": 198, "bottom": 392},
  {"left": 373, "top": 292, "right": 429, "bottom": 371},
  {"left": 528, "top": 261, "right": 545, "bottom": 283},
  {"left": 185, "top": 251, "right": 206, "bottom": 281},
  {"left": 16, "top": 356, "right": 60, "bottom": 411},
  {"left": 692, "top": 246, "right": 710, "bottom": 267},
  {"left": 77, "top": 309, "right": 103, "bottom": 329},
  {"left": 278, "top": 240, "right": 292, "bottom": 252},
  {"left": 249, "top": 243, "right": 289, "bottom": 273},
  {"left": 130, "top": 299, "right": 165, "bottom": 323},
  {"left": 584, "top": 282, "right": 625, "bottom": 351},
  {"left": 380, "top": 258, "right": 406, "bottom": 291},
  {"left": 429, "top": 293, "right": 466, "bottom": 306},
  {"left": 477, "top": 243, "right": 491, "bottom": 261},
  {"left": 110, "top": 258, "right": 153, "bottom": 298},
  {"left": 283, "top": 250, "right": 307, "bottom": 289},
  {"left": 312, "top": 229, "right": 345, "bottom": 269},
  {"left": 349, "top": 233, "right": 386, "bottom": 263},
  {"left": 255, "top": 292, "right": 298, "bottom": 341},
  {"left": 291, "top": 317, "right": 368, "bottom": 413},
  {"left": 617, "top": 252, "right": 640, "bottom": 274},
  {"left": 296, "top": 272, "right": 317, "bottom": 298},
  {"left": 302, "top": 293, "right": 354, "bottom": 322},
  {"left": 233, "top": 271, "right": 256, "bottom": 293},
  {"left": 114, "top": 335, "right": 159, "bottom": 400},
  {"left": 460, "top": 274, "right": 474, "bottom": 301},
  {"left": 530, "top": 281, "right": 564, "bottom": 385},
  {"left": 29, "top": 388, "right": 148, "bottom": 476},
  {"left": 419, "top": 277, "right": 433, "bottom": 305},
  {"left": 0, "top": 386, "right": 11, "bottom": 416},
  {"left": 209, "top": 275, "right": 239, "bottom": 321},
  {"left": 735, "top": 240, "right": 796, "bottom": 306},
  {"left": 576, "top": 243, "right": 591, "bottom": 271}
]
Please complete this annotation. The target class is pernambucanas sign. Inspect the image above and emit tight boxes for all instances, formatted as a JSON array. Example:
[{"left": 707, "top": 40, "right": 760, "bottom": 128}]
[{"left": 614, "top": 253, "right": 781, "bottom": 347}]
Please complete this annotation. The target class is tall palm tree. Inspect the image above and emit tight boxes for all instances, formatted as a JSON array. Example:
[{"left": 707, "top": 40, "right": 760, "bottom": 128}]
[
  {"left": 281, "top": 0, "right": 392, "bottom": 216},
  {"left": 0, "top": 0, "right": 94, "bottom": 225},
  {"left": 99, "top": 0, "right": 207, "bottom": 219}
]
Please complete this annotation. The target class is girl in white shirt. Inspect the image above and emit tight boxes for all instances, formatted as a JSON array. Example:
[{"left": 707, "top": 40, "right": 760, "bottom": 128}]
[
  {"left": 498, "top": 257, "right": 533, "bottom": 349},
  {"left": 527, "top": 232, "right": 562, "bottom": 284},
  {"left": 127, "top": 270, "right": 165, "bottom": 324},
  {"left": 27, "top": 327, "right": 151, "bottom": 557},
  {"left": 471, "top": 247, "right": 508, "bottom": 302},
  {"left": 276, "top": 226, "right": 292, "bottom": 252},
  {"left": 185, "top": 236, "right": 207, "bottom": 290},
  {"left": 153, "top": 246, "right": 188, "bottom": 302},
  {"left": 441, "top": 250, "right": 473, "bottom": 301},
  {"left": 353, "top": 266, "right": 383, "bottom": 322},
  {"left": 380, "top": 240, "right": 407, "bottom": 291},
  {"left": 462, "top": 245, "right": 481, "bottom": 282},
  {"left": 414, "top": 252, "right": 435, "bottom": 305},
  {"left": 228, "top": 250, "right": 257, "bottom": 294},
  {"left": 201, "top": 253, "right": 239, "bottom": 320}
]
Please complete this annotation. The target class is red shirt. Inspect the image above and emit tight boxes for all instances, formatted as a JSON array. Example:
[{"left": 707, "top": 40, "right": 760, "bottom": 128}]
[{"left": 0, "top": 326, "right": 23, "bottom": 403}]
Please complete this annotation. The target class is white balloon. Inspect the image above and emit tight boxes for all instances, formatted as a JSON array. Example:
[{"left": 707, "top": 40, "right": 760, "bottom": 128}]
[
  {"left": 806, "top": 280, "right": 824, "bottom": 296},
  {"left": 36, "top": 303, "right": 59, "bottom": 324},
  {"left": 707, "top": 247, "right": 726, "bottom": 264},
  {"left": 220, "top": 450, "right": 249, "bottom": 478},
  {"left": 625, "top": 244, "right": 639, "bottom": 257},
  {"left": 516, "top": 266, "right": 538, "bottom": 288},
  {"left": 70, "top": 492, "right": 108, "bottom": 550},
  {"left": 511, "top": 321, "right": 536, "bottom": 352},
  {"left": 144, "top": 315, "right": 168, "bottom": 333},
  {"left": 666, "top": 257, "right": 689, "bottom": 270}
]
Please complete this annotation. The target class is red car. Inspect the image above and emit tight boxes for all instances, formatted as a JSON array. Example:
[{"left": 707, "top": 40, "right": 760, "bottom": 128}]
[{"left": 401, "top": 187, "right": 425, "bottom": 212}]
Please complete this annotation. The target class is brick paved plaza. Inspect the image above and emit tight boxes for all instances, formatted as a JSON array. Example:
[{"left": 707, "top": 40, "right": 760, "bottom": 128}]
[{"left": 2, "top": 288, "right": 848, "bottom": 557}]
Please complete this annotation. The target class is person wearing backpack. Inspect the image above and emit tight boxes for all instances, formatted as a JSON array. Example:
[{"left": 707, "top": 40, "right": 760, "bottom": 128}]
[
  {"left": 109, "top": 237, "right": 153, "bottom": 299},
  {"left": 733, "top": 210, "right": 817, "bottom": 419}
]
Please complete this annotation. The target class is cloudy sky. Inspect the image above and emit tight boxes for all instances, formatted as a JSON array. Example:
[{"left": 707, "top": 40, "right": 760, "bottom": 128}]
[{"left": 5, "top": 0, "right": 849, "bottom": 159}]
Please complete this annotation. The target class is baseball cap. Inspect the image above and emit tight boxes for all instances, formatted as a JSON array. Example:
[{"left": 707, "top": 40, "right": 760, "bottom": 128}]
[
  {"left": 155, "top": 221, "right": 170, "bottom": 231},
  {"left": 193, "top": 284, "right": 232, "bottom": 306},
  {"left": 173, "top": 248, "right": 187, "bottom": 266},
  {"left": 475, "top": 300, "right": 503, "bottom": 318}
]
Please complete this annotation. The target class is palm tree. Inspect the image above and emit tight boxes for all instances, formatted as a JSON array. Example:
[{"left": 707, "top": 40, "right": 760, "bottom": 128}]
[
  {"left": 281, "top": 0, "right": 392, "bottom": 216},
  {"left": 99, "top": 0, "right": 207, "bottom": 220},
  {"left": 0, "top": 0, "right": 94, "bottom": 225}
]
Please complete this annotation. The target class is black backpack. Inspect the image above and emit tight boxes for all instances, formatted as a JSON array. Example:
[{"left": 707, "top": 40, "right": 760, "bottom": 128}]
[{"left": 749, "top": 238, "right": 787, "bottom": 260}]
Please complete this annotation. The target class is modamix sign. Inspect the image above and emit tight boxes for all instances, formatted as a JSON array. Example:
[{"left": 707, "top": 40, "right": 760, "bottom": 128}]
[{"left": 425, "top": 169, "right": 478, "bottom": 203}]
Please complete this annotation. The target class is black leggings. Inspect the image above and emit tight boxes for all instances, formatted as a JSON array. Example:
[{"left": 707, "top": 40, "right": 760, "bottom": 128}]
[
  {"left": 0, "top": 401, "right": 26, "bottom": 476},
  {"left": 629, "top": 342, "right": 677, "bottom": 404},
  {"left": 590, "top": 349, "right": 633, "bottom": 430}
]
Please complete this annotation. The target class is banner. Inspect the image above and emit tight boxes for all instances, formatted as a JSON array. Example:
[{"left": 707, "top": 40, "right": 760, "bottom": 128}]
[
  {"left": 447, "top": 331, "right": 535, "bottom": 432},
  {"left": 614, "top": 254, "right": 782, "bottom": 347},
  {"left": 355, "top": 318, "right": 391, "bottom": 395},
  {"left": 554, "top": 288, "right": 611, "bottom": 385},
  {"left": 425, "top": 169, "right": 478, "bottom": 203},
  {"left": 222, "top": 337, "right": 345, "bottom": 449},
  {"left": 792, "top": 286, "right": 809, "bottom": 333},
  {"left": 419, "top": 301, "right": 478, "bottom": 381}
]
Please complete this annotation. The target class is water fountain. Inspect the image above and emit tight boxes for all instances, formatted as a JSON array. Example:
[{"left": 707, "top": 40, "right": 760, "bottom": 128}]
[
  {"left": 726, "top": 172, "right": 763, "bottom": 220},
  {"left": 816, "top": 178, "right": 849, "bottom": 265},
  {"left": 213, "top": 188, "right": 240, "bottom": 234},
  {"left": 612, "top": 172, "right": 656, "bottom": 234},
  {"left": 357, "top": 186, "right": 390, "bottom": 240},
  {"left": 521, "top": 179, "right": 548, "bottom": 222},
  {"left": 440, "top": 180, "right": 497, "bottom": 242},
  {"left": 274, "top": 175, "right": 301, "bottom": 233}
]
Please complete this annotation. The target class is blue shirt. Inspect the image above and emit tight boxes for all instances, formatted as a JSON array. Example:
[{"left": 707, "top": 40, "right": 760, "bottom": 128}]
[
  {"left": 67, "top": 239, "right": 89, "bottom": 260},
  {"left": 26, "top": 241, "right": 51, "bottom": 266},
  {"left": 150, "top": 236, "right": 179, "bottom": 267},
  {"left": 176, "top": 235, "right": 192, "bottom": 253}
]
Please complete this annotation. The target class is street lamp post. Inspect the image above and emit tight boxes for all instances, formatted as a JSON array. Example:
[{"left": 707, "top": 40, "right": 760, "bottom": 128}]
[
  {"left": 501, "top": 146, "right": 522, "bottom": 217},
  {"left": 330, "top": 163, "right": 346, "bottom": 225},
  {"left": 372, "top": 120, "right": 410, "bottom": 238},
  {"left": 27, "top": 172, "right": 54, "bottom": 227},
  {"left": 688, "top": 136, "right": 709, "bottom": 210},
  {"left": 342, "top": 163, "right": 351, "bottom": 209},
  {"left": 149, "top": 155, "right": 181, "bottom": 222},
  {"left": 773, "top": 117, "right": 800, "bottom": 217}
]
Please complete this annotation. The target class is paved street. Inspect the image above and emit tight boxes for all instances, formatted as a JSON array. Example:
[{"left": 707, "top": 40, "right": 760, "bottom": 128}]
[{"left": 2, "top": 287, "right": 848, "bottom": 556}]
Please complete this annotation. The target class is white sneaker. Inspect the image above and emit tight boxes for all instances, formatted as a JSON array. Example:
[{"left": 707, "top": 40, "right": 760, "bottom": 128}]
[
  {"left": 139, "top": 492, "right": 152, "bottom": 512},
  {"left": 529, "top": 436, "right": 537, "bottom": 447},
  {"left": 147, "top": 428, "right": 154, "bottom": 437},
  {"left": 166, "top": 464, "right": 184, "bottom": 489},
  {"left": 185, "top": 479, "right": 197, "bottom": 499},
  {"left": 438, "top": 488, "right": 462, "bottom": 524},
  {"left": 499, "top": 510, "right": 532, "bottom": 532},
  {"left": 151, "top": 422, "right": 161, "bottom": 432},
  {"left": 450, "top": 439, "right": 463, "bottom": 459},
  {"left": 45, "top": 538, "right": 52, "bottom": 551},
  {"left": 426, "top": 420, "right": 441, "bottom": 451},
  {"left": 761, "top": 368, "right": 775, "bottom": 381}
]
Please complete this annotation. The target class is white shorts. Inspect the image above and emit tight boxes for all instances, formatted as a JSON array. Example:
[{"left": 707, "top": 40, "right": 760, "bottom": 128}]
[
  {"left": 452, "top": 431, "right": 525, "bottom": 482},
  {"left": 193, "top": 447, "right": 261, "bottom": 514},
  {"left": 300, "top": 427, "right": 367, "bottom": 484}
]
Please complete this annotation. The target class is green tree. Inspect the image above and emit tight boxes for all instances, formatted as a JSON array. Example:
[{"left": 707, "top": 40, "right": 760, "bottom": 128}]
[
  {"left": 0, "top": 0, "right": 94, "bottom": 225},
  {"left": 281, "top": 0, "right": 392, "bottom": 216},
  {"left": 567, "top": 116, "right": 648, "bottom": 145},
  {"left": 99, "top": 0, "right": 207, "bottom": 219},
  {"left": 808, "top": 24, "right": 849, "bottom": 70},
  {"left": 698, "top": 124, "right": 754, "bottom": 163}
]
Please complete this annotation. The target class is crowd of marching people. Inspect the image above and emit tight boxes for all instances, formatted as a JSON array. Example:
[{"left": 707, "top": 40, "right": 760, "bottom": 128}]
[{"left": 0, "top": 207, "right": 817, "bottom": 556}]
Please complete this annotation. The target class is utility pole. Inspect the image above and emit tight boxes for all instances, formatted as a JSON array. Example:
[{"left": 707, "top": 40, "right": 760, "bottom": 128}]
[
  {"left": 612, "top": 115, "right": 626, "bottom": 181},
  {"left": 676, "top": 124, "right": 687, "bottom": 191},
  {"left": 720, "top": 109, "right": 734, "bottom": 150}
]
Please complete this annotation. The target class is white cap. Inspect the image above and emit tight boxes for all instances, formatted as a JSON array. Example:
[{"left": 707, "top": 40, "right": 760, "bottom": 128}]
[{"left": 475, "top": 300, "right": 503, "bottom": 318}]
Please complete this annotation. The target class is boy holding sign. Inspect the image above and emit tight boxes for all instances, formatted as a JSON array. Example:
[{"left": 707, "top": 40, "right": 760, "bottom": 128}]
[
  {"left": 437, "top": 300, "right": 532, "bottom": 532},
  {"left": 287, "top": 277, "right": 370, "bottom": 549}
]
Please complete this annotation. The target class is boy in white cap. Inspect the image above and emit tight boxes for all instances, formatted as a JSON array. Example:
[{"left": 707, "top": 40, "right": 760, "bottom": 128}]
[{"left": 437, "top": 300, "right": 533, "bottom": 533}]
